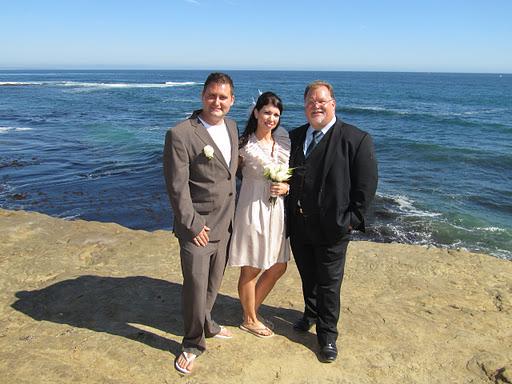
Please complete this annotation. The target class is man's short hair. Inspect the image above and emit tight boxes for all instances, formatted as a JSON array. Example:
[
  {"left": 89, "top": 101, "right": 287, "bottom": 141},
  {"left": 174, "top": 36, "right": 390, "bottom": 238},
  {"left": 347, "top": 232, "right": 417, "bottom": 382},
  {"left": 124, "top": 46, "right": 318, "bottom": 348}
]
[
  {"left": 304, "top": 80, "right": 335, "bottom": 100},
  {"left": 203, "top": 72, "right": 234, "bottom": 94}
]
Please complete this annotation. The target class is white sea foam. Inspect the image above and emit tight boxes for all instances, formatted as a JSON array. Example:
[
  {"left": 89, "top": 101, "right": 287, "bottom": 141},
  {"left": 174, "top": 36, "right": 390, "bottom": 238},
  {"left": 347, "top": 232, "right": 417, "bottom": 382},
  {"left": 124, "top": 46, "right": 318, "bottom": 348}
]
[
  {"left": 164, "top": 81, "right": 199, "bottom": 86},
  {"left": 343, "top": 104, "right": 504, "bottom": 121},
  {"left": 54, "top": 81, "right": 200, "bottom": 89},
  {"left": 382, "top": 193, "right": 442, "bottom": 218},
  {"left": 0, "top": 80, "right": 199, "bottom": 89},
  {"left": 60, "top": 213, "right": 82, "bottom": 220},
  {"left": 57, "top": 210, "right": 82, "bottom": 220},
  {"left": 0, "top": 126, "right": 33, "bottom": 134},
  {"left": 0, "top": 81, "right": 42, "bottom": 86},
  {"left": 0, "top": 182, "right": 19, "bottom": 209},
  {"left": 492, "top": 248, "right": 512, "bottom": 260},
  {"left": 449, "top": 223, "right": 474, "bottom": 232},
  {"left": 353, "top": 105, "right": 387, "bottom": 112},
  {"left": 476, "top": 226, "right": 506, "bottom": 233},
  {"left": 440, "top": 224, "right": 506, "bottom": 234},
  {"left": 345, "top": 105, "right": 410, "bottom": 115}
]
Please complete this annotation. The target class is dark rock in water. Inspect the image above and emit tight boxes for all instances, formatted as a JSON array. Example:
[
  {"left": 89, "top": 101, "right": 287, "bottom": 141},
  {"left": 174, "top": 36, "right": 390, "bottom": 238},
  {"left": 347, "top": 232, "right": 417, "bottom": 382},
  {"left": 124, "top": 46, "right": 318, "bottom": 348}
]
[
  {"left": 0, "top": 160, "right": 26, "bottom": 169},
  {"left": 11, "top": 193, "right": 28, "bottom": 200}
]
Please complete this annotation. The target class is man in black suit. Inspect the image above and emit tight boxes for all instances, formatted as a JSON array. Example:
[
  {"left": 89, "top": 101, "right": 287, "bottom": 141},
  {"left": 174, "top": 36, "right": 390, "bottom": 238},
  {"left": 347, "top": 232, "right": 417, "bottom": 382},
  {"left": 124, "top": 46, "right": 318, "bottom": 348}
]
[{"left": 287, "top": 80, "right": 378, "bottom": 363}]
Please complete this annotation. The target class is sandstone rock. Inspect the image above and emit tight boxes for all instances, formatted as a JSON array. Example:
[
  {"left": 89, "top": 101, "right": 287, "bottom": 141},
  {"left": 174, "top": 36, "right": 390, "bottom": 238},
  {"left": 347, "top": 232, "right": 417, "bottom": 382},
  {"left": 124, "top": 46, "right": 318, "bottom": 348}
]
[{"left": 1, "top": 209, "right": 511, "bottom": 383}]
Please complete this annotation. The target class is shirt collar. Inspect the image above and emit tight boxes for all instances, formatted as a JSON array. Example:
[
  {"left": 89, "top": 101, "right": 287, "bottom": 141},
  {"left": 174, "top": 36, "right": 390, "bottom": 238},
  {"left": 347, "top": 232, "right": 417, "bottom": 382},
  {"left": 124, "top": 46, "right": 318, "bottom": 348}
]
[{"left": 307, "top": 115, "right": 336, "bottom": 138}]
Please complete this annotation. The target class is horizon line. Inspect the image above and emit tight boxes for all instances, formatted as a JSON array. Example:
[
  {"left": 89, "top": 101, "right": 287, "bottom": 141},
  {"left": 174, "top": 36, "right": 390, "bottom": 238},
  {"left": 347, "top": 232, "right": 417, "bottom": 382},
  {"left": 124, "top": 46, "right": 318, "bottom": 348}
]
[{"left": 0, "top": 67, "right": 511, "bottom": 75}]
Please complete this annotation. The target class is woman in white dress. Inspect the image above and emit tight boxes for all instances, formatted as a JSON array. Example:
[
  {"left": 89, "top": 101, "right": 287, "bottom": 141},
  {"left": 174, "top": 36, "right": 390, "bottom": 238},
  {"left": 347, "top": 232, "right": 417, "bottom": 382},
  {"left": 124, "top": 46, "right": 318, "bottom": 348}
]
[{"left": 228, "top": 92, "right": 291, "bottom": 338}]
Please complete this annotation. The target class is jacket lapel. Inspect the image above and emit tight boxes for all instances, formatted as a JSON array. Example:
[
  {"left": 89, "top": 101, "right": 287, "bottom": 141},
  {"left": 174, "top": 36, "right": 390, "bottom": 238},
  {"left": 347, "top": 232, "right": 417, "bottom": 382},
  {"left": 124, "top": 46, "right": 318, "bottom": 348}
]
[
  {"left": 226, "top": 119, "right": 238, "bottom": 175},
  {"left": 320, "top": 118, "right": 344, "bottom": 187},
  {"left": 291, "top": 125, "right": 308, "bottom": 165},
  {"left": 190, "top": 113, "right": 233, "bottom": 173}
]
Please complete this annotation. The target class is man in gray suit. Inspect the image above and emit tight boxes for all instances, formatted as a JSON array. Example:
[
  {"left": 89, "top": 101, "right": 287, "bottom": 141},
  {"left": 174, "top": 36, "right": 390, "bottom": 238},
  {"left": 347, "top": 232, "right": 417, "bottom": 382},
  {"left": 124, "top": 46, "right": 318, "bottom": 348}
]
[{"left": 163, "top": 72, "right": 238, "bottom": 375}]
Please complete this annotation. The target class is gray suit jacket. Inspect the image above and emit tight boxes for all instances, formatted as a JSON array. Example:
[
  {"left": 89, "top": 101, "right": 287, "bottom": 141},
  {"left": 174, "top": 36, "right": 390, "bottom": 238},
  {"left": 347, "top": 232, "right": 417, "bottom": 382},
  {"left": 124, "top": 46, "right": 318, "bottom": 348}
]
[{"left": 163, "top": 110, "right": 238, "bottom": 242}]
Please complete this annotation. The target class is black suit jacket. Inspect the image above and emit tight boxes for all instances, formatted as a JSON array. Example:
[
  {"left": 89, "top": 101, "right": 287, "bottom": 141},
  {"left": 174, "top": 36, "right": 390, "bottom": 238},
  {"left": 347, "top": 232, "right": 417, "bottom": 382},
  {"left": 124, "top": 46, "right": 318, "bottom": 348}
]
[{"left": 287, "top": 117, "right": 378, "bottom": 244}]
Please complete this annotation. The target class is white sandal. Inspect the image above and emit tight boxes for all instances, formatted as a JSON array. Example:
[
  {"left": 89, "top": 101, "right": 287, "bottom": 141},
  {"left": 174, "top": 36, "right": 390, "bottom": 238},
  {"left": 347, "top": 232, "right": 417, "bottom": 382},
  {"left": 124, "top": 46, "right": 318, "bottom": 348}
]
[
  {"left": 213, "top": 325, "right": 233, "bottom": 339},
  {"left": 174, "top": 351, "right": 196, "bottom": 375}
]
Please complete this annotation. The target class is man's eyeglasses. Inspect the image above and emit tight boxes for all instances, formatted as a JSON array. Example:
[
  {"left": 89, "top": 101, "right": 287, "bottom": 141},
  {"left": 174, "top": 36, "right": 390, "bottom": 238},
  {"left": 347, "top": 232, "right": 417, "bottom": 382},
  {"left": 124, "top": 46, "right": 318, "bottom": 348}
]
[{"left": 305, "top": 99, "right": 334, "bottom": 108}]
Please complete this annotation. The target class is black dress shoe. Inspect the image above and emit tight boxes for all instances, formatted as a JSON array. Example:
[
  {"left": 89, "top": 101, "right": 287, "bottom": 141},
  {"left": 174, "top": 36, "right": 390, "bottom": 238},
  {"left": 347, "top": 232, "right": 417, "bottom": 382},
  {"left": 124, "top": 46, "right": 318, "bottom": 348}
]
[
  {"left": 319, "top": 343, "right": 337, "bottom": 363},
  {"left": 293, "top": 317, "right": 315, "bottom": 332}
]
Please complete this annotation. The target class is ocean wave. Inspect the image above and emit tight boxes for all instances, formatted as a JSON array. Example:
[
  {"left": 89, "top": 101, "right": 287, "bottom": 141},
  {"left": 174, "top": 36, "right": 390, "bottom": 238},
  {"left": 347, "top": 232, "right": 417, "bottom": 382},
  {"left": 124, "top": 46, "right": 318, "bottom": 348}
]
[
  {"left": 363, "top": 196, "right": 512, "bottom": 260},
  {"left": 490, "top": 248, "right": 512, "bottom": 260},
  {"left": 0, "top": 80, "right": 201, "bottom": 89},
  {"left": 362, "top": 193, "right": 443, "bottom": 248},
  {"left": 57, "top": 210, "right": 83, "bottom": 221},
  {"left": 341, "top": 105, "right": 408, "bottom": 117},
  {"left": 363, "top": 219, "right": 511, "bottom": 260},
  {"left": 79, "top": 155, "right": 161, "bottom": 180},
  {"left": 164, "top": 81, "right": 198, "bottom": 87},
  {"left": 362, "top": 223, "right": 434, "bottom": 245},
  {"left": 339, "top": 105, "right": 511, "bottom": 130},
  {"left": 0, "top": 81, "right": 43, "bottom": 86},
  {"left": 446, "top": 225, "right": 509, "bottom": 234},
  {"left": 0, "top": 126, "right": 33, "bottom": 134},
  {"left": 9, "top": 80, "right": 201, "bottom": 89},
  {"left": 476, "top": 226, "right": 506, "bottom": 233},
  {"left": 376, "top": 193, "right": 442, "bottom": 218},
  {"left": 0, "top": 181, "right": 14, "bottom": 195}
]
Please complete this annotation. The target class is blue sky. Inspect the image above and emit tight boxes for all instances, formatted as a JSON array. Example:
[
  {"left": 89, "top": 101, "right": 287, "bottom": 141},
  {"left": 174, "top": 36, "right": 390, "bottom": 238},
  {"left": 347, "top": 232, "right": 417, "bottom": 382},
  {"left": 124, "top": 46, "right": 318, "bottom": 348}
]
[{"left": 1, "top": 0, "right": 511, "bottom": 73}]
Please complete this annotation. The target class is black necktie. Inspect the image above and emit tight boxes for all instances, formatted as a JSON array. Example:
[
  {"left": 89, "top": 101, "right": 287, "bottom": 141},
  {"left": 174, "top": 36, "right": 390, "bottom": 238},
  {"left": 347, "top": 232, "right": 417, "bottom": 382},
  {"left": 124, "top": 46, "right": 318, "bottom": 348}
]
[{"left": 305, "top": 130, "right": 323, "bottom": 157}]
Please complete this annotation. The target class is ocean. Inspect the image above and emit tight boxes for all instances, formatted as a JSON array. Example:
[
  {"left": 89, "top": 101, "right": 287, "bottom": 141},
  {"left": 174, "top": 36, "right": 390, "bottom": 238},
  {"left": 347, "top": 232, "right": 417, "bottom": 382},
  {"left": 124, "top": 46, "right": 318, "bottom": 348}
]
[{"left": 1, "top": 70, "right": 511, "bottom": 260}]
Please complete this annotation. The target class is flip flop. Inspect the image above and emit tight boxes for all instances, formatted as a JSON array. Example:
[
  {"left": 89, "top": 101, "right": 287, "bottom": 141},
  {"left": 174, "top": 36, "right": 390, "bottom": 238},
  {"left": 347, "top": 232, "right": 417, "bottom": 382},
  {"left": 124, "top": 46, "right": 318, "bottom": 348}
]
[
  {"left": 258, "top": 315, "right": 275, "bottom": 330},
  {"left": 239, "top": 323, "right": 274, "bottom": 338},
  {"left": 213, "top": 325, "right": 233, "bottom": 339},
  {"left": 240, "top": 316, "right": 275, "bottom": 330},
  {"left": 174, "top": 351, "right": 196, "bottom": 375}
]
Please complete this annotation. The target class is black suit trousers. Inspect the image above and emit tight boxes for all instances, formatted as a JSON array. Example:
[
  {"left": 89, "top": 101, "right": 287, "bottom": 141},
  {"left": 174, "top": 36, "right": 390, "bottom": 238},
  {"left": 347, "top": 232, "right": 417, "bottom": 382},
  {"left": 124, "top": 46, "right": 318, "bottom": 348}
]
[{"left": 290, "top": 214, "right": 348, "bottom": 346}]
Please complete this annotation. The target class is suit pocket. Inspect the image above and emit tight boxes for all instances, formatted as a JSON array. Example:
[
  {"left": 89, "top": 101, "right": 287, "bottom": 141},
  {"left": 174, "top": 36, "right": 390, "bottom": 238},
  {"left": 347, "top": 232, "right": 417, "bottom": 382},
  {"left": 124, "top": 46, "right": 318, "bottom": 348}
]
[
  {"left": 193, "top": 201, "right": 214, "bottom": 214},
  {"left": 336, "top": 207, "right": 351, "bottom": 233}
]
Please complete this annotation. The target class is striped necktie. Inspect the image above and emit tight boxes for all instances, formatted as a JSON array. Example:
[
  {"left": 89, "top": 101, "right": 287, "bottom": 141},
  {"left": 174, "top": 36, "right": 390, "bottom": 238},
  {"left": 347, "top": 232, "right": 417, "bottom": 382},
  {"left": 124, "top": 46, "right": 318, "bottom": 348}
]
[{"left": 305, "top": 130, "right": 324, "bottom": 157}]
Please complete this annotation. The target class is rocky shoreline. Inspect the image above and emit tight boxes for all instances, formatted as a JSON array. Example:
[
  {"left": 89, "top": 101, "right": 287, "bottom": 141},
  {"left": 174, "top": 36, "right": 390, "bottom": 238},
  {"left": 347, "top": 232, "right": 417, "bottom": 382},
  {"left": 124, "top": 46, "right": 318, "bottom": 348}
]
[{"left": 0, "top": 208, "right": 510, "bottom": 383}]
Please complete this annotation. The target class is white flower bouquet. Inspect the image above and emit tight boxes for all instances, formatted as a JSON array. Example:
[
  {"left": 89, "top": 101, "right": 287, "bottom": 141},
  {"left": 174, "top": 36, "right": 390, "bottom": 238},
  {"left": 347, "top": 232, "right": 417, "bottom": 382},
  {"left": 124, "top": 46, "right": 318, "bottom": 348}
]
[{"left": 263, "top": 163, "right": 293, "bottom": 206}]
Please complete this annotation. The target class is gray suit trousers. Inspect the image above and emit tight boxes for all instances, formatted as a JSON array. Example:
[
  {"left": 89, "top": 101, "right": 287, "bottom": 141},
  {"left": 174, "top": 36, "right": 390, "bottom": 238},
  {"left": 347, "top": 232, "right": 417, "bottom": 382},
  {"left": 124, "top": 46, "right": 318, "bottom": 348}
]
[{"left": 178, "top": 236, "right": 228, "bottom": 355}]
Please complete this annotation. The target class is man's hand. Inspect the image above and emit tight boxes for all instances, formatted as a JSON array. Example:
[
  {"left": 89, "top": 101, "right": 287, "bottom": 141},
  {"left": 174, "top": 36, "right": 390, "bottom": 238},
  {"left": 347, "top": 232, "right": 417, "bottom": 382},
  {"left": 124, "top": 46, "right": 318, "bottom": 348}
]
[{"left": 193, "top": 226, "right": 210, "bottom": 247}]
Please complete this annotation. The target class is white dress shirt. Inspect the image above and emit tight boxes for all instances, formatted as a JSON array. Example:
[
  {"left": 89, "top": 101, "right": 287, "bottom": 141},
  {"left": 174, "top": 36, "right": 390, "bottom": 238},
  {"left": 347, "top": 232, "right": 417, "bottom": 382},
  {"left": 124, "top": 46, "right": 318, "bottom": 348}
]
[
  {"left": 303, "top": 116, "right": 337, "bottom": 156},
  {"left": 199, "top": 117, "right": 232, "bottom": 166}
]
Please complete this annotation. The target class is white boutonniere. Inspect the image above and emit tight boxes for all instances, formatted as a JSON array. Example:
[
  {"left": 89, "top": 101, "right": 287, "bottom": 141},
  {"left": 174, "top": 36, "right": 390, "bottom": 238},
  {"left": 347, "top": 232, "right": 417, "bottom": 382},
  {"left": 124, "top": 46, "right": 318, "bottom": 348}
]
[{"left": 203, "top": 145, "right": 214, "bottom": 160}]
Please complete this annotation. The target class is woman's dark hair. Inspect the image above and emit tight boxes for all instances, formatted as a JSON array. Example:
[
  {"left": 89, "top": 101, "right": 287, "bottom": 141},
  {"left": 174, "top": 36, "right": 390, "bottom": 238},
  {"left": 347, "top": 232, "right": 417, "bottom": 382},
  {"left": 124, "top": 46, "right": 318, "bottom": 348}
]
[{"left": 239, "top": 91, "right": 283, "bottom": 149}]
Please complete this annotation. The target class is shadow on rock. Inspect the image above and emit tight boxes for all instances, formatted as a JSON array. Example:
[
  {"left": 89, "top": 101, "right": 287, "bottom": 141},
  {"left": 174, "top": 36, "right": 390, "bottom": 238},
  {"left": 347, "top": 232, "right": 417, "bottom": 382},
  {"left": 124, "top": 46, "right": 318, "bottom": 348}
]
[
  {"left": 214, "top": 297, "right": 317, "bottom": 355},
  {"left": 11, "top": 275, "right": 311, "bottom": 354},
  {"left": 12, "top": 275, "right": 189, "bottom": 354}
]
